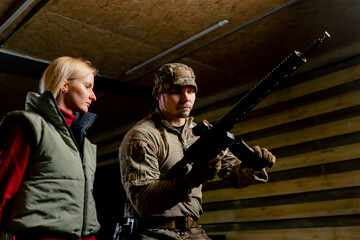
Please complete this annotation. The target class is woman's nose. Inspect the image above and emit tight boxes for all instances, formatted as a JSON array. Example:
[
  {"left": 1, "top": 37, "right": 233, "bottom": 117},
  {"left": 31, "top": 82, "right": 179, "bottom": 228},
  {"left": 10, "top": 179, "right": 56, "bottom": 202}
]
[{"left": 90, "top": 91, "right": 97, "bottom": 101}]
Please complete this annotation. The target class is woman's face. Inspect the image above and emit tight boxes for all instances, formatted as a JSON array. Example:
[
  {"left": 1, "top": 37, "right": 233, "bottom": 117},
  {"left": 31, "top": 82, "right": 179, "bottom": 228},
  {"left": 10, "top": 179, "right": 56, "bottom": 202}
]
[{"left": 62, "top": 73, "right": 96, "bottom": 114}]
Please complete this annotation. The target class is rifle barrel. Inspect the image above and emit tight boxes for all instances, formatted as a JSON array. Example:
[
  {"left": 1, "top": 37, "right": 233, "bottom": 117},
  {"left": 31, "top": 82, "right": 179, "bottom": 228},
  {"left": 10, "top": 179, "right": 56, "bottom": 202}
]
[{"left": 300, "top": 31, "right": 330, "bottom": 59}]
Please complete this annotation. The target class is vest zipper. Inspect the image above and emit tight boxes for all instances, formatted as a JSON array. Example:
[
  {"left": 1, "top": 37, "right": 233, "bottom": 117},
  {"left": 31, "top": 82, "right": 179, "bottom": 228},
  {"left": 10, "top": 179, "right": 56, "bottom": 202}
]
[
  {"left": 81, "top": 158, "right": 88, "bottom": 237},
  {"left": 80, "top": 128, "right": 89, "bottom": 237}
]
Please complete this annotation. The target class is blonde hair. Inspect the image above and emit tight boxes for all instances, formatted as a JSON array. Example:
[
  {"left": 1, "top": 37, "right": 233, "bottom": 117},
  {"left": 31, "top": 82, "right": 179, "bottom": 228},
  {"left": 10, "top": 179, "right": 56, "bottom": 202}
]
[{"left": 39, "top": 56, "right": 98, "bottom": 97}]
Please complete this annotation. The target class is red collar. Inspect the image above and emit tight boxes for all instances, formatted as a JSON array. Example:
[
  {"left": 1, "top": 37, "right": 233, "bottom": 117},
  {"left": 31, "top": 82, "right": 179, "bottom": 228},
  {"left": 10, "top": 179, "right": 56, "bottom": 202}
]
[{"left": 60, "top": 108, "right": 76, "bottom": 126}]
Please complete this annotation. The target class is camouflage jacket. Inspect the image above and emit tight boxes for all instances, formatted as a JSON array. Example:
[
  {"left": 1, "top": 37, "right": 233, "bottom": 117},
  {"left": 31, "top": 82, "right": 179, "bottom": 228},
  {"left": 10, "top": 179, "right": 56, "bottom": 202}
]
[{"left": 119, "top": 109, "right": 268, "bottom": 219}]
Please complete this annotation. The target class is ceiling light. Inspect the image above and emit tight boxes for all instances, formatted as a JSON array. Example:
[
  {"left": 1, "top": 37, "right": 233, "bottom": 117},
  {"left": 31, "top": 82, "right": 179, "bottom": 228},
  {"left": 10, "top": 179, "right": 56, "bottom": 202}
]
[{"left": 0, "top": 0, "right": 36, "bottom": 35}]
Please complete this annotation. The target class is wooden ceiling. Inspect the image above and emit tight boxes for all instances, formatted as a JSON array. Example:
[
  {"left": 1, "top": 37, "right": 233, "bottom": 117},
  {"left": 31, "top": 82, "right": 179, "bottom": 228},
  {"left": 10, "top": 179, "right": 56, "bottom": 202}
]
[{"left": 0, "top": 0, "right": 359, "bottom": 147}]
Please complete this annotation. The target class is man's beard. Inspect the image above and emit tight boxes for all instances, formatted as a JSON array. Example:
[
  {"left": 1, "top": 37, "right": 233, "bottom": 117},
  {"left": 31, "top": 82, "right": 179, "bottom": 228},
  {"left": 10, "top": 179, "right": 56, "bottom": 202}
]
[
  {"left": 174, "top": 104, "right": 192, "bottom": 119},
  {"left": 175, "top": 112, "right": 190, "bottom": 118}
]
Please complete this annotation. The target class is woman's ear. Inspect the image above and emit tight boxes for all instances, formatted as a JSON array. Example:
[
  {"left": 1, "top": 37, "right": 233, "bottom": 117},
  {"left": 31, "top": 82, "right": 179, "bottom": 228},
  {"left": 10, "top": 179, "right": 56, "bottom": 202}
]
[{"left": 61, "top": 79, "right": 69, "bottom": 93}]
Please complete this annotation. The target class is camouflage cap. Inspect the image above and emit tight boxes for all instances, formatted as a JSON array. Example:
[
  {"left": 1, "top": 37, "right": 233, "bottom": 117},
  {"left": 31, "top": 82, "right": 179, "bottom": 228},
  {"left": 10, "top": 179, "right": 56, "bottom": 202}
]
[{"left": 152, "top": 63, "right": 197, "bottom": 96}]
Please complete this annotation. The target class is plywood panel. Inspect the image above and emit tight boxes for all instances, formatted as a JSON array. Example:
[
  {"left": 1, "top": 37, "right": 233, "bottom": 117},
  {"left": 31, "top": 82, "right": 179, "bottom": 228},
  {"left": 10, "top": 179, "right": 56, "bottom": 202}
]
[
  {"left": 233, "top": 90, "right": 360, "bottom": 136},
  {"left": 246, "top": 116, "right": 360, "bottom": 150},
  {"left": 3, "top": 10, "right": 157, "bottom": 78},
  {"left": 268, "top": 143, "right": 360, "bottom": 172},
  {"left": 194, "top": 64, "right": 360, "bottom": 123},
  {"left": 200, "top": 198, "right": 360, "bottom": 224},
  {"left": 200, "top": 62, "right": 360, "bottom": 240},
  {"left": 203, "top": 170, "right": 360, "bottom": 203},
  {"left": 254, "top": 63, "right": 360, "bottom": 109},
  {"left": 207, "top": 226, "right": 360, "bottom": 240}
]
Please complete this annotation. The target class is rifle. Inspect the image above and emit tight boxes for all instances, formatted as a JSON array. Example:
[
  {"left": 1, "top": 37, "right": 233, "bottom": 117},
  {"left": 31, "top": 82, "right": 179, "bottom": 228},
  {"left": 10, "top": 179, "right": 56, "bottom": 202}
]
[{"left": 161, "top": 31, "right": 330, "bottom": 179}]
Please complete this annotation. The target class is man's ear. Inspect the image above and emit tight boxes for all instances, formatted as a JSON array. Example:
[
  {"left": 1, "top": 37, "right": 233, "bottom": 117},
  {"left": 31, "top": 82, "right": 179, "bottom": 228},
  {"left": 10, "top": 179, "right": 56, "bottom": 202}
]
[{"left": 156, "top": 94, "right": 161, "bottom": 101}]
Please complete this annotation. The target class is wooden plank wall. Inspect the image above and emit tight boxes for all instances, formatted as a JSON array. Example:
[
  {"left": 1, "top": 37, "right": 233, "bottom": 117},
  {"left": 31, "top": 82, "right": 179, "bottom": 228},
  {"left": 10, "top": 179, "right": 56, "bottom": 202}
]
[{"left": 194, "top": 59, "right": 360, "bottom": 240}]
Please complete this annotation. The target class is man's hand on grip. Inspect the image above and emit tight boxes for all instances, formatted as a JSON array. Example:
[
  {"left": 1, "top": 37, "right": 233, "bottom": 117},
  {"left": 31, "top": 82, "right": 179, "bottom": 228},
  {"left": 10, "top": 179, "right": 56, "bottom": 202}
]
[
  {"left": 188, "top": 157, "right": 221, "bottom": 187},
  {"left": 250, "top": 146, "right": 276, "bottom": 171}
]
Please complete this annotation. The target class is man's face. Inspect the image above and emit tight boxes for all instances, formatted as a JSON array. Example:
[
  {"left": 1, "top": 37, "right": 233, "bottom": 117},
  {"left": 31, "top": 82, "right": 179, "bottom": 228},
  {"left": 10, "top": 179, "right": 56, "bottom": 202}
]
[{"left": 157, "top": 86, "right": 196, "bottom": 125}]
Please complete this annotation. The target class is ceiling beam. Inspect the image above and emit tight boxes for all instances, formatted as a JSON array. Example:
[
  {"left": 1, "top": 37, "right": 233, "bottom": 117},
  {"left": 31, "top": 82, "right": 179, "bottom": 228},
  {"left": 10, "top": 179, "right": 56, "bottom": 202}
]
[{"left": 0, "top": 51, "right": 152, "bottom": 101}]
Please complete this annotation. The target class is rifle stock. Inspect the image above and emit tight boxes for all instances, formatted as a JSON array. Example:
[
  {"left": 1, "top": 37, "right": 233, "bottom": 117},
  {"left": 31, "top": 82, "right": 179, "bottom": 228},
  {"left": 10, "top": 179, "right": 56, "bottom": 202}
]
[{"left": 161, "top": 31, "right": 330, "bottom": 180}]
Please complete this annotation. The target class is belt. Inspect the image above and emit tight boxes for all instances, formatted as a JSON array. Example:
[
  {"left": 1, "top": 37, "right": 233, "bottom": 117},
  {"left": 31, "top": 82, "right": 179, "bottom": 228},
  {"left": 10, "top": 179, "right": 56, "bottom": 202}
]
[
  {"left": 137, "top": 216, "right": 200, "bottom": 229},
  {"left": 14, "top": 235, "right": 96, "bottom": 240}
]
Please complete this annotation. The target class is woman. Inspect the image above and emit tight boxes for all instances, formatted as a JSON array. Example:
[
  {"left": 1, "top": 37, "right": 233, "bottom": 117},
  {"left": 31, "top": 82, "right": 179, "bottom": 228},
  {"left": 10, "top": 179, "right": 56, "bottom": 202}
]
[{"left": 0, "top": 56, "right": 100, "bottom": 240}]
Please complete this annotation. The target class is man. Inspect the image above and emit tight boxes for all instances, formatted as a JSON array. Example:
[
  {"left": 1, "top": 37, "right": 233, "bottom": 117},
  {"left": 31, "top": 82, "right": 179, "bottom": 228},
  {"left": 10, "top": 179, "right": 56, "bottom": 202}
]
[{"left": 118, "top": 63, "right": 276, "bottom": 239}]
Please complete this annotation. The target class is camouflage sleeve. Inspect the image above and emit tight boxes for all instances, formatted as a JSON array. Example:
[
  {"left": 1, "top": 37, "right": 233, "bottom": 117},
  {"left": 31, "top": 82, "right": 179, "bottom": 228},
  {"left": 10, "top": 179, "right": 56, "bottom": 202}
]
[
  {"left": 120, "top": 136, "right": 191, "bottom": 216},
  {"left": 217, "top": 148, "right": 269, "bottom": 188}
]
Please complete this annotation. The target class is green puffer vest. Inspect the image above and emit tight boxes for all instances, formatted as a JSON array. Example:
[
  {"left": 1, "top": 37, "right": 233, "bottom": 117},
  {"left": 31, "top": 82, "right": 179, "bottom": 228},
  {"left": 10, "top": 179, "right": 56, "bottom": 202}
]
[{"left": 1, "top": 91, "right": 100, "bottom": 237}]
